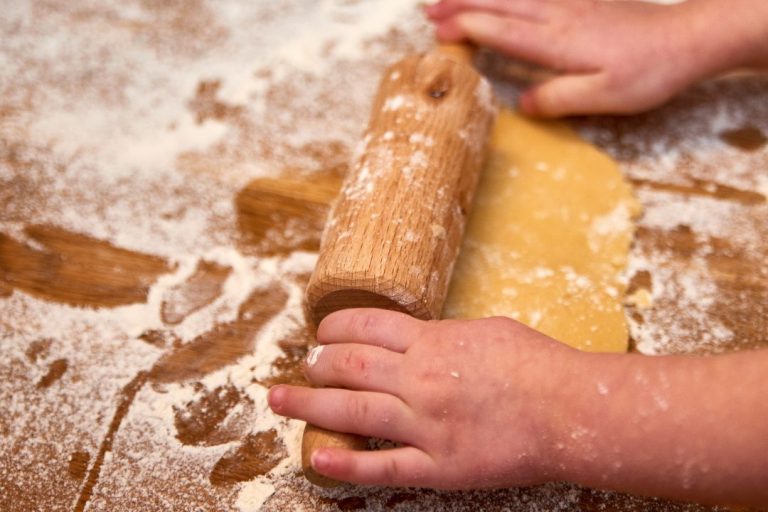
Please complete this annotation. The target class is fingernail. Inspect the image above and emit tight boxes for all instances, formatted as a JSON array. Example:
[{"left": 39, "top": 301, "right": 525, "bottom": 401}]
[
  {"left": 267, "top": 386, "right": 285, "bottom": 410},
  {"left": 306, "top": 345, "right": 324, "bottom": 367},
  {"left": 311, "top": 449, "right": 330, "bottom": 471}
]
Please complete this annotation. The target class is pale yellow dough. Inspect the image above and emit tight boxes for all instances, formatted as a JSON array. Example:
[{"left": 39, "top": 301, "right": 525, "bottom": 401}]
[{"left": 443, "top": 109, "right": 640, "bottom": 352}]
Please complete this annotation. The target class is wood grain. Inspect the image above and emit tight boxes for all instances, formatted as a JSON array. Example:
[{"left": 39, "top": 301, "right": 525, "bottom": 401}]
[
  {"left": 301, "top": 424, "right": 368, "bottom": 487},
  {"left": 161, "top": 260, "right": 231, "bottom": 324},
  {"left": 305, "top": 48, "right": 495, "bottom": 327},
  {"left": 149, "top": 284, "right": 289, "bottom": 384},
  {"left": 0, "top": 224, "right": 171, "bottom": 307},
  {"left": 236, "top": 173, "right": 343, "bottom": 255},
  {"left": 209, "top": 429, "right": 286, "bottom": 486}
]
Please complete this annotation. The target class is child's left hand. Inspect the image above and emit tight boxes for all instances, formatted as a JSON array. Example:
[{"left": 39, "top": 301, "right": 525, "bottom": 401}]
[{"left": 268, "top": 308, "right": 574, "bottom": 488}]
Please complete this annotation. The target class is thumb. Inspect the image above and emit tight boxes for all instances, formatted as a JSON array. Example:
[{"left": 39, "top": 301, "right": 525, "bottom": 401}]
[{"left": 520, "top": 73, "right": 611, "bottom": 118}]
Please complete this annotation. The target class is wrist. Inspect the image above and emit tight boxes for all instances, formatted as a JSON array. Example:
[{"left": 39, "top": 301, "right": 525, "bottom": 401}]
[
  {"left": 541, "top": 351, "right": 644, "bottom": 484},
  {"left": 535, "top": 347, "right": 604, "bottom": 482}
]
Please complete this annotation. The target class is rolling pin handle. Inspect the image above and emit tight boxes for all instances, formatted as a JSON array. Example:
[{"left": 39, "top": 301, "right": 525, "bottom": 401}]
[{"left": 301, "top": 423, "right": 368, "bottom": 487}]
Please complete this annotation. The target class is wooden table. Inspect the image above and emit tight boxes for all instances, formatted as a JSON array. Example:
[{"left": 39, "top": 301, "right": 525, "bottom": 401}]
[{"left": 1, "top": 2, "right": 766, "bottom": 511}]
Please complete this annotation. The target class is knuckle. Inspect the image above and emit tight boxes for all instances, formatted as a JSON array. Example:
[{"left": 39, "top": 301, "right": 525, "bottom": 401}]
[
  {"left": 423, "top": 390, "right": 453, "bottom": 417},
  {"left": 349, "top": 310, "right": 377, "bottom": 340},
  {"left": 413, "top": 361, "right": 442, "bottom": 385},
  {"left": 344, "top": 395, "right": 370, "bottom": 424},
  {"left": 382, "top": 457, "right": 400, "bottom": 485},
  {"left": 330, "top": 349, "right": 347, "bottom": 374},
  {"left": 485, "top": 315, "right": 516, "bottom": 330},
  {"left": 331, "top": 347, "right": 369, "bottom": 375},
  {"left": 489, "top": 316, "right": 514, "bottom": 327},
  {"left": 427, "top": 318, "right": 453, "bottom": 332}
]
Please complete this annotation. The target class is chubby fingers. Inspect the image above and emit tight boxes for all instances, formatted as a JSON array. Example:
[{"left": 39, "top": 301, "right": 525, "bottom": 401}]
[
  {"left": 316, "top": 308, "right": 425, "bottom": 353},
  {"left": 310, "top": 446, "right": 438, "bottom": 487},
  {"left": 268, "top": 385, "right": 418, "bottom": 445},
  {"left": 521, "top": 73, "right": 642, "bottom": 117},
  {"left": 435, "top": 11, "right": 570, "bottom": 72},
  {"left": 304, "top": 343, "right": 404, "bottom": 395}
]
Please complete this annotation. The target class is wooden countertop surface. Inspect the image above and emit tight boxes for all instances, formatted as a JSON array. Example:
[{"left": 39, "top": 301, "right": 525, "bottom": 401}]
[{"left": 1, "top": 2, "right": 767, "bottom": 511}]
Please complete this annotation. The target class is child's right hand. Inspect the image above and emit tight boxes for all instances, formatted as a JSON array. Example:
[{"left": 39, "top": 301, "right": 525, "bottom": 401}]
[{"left": 426, "top": 0, "right": 768, "bottom": 117}]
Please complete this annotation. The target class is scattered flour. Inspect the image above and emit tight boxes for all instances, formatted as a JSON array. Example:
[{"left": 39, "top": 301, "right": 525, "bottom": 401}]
[
  {"left": 236, "top": 478, "right": 277, "bottom": 512},
  {"left": 383, "top": 95, "right": 410, "bottom": 112},
  {"left": 305, "top": 346, "right": 324, "bottom": 368},
  {"left": 2, "top": 0, "right": 767, "bottom": 511}
]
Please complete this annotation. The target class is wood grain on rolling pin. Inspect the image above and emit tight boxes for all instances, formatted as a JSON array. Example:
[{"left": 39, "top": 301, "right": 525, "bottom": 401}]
[
  {"left": 305, "top": 47, "right": 496, "bottom": 327},
  {"left": 301, "top": 424, "right": 369, "bottom": 488}
]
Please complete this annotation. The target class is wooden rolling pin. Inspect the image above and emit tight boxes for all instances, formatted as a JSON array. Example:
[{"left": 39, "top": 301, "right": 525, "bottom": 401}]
[{"left": 302, "top": 44, "right": 496, "bottom": 487}]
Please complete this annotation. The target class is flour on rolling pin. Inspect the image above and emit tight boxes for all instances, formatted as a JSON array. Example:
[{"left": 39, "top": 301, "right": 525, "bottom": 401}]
[
  {"left": 344, "top": 86, "right": 493, "bottom": 203},
  {"left": 306, "top": 49, "right": 497, "bottom": 326}
]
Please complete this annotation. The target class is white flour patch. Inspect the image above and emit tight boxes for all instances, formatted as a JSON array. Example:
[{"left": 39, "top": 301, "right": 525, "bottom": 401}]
[{"left": 306, "top": 346, "right": 324, "bottom": 368}]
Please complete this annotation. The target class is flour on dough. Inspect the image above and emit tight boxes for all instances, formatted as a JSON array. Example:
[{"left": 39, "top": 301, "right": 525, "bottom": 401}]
[{"left": 443, "top": 109, "right": 640, "bottom": 352}]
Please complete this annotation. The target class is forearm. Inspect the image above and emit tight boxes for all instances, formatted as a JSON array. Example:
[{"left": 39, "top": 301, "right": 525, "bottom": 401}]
[{"left": 548, "top": 349, "right": 768, "bottom": 506}]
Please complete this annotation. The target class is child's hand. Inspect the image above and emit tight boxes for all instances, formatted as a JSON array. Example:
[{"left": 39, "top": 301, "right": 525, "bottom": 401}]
[
  {"left": 268, "top": 308, "right": 574, "bottom": 488},
  {"left": 425, "top": 0, "right": 767, "bottom": 117},
  {"left": 269, "top": 309, "right": 768, "bottom": 504}
]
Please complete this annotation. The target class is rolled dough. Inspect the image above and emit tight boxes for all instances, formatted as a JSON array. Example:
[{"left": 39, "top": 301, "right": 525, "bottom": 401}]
[{"left": 443, "top": 109, "right": 640, "bottom": 352}]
